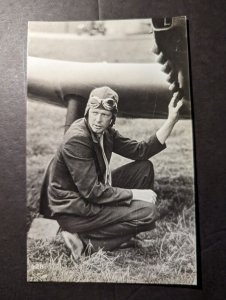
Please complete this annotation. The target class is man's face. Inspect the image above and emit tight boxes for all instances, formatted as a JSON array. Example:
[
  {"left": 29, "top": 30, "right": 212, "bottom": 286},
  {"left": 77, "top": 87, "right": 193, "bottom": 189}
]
[{"left": 88, "top": 108, "right": 113, "bottom": 134}]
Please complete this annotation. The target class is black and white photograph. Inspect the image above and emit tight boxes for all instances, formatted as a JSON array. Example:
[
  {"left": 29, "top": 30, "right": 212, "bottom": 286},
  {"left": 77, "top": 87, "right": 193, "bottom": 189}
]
[{"left": 26, "top": 17, "right": 197, "bottom": 284}]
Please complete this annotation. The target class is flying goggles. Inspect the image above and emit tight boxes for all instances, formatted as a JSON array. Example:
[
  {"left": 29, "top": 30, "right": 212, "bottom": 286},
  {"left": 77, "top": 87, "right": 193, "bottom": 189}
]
[{"left": 89, "top": 96, "right": 118, "bottom": 112}]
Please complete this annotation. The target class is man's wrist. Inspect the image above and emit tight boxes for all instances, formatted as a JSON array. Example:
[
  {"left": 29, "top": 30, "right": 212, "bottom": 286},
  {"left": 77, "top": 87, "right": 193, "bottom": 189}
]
[
  {"left": 166, "top": 117, "right": 177, "bottom": 127},
  {"left": 131, "top": 189, "right": 136, "bottom": 200}
]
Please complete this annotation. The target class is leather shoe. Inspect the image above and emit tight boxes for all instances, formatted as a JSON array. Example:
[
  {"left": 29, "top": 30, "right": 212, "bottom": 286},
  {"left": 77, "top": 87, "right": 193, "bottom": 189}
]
[{"left": 62, "top": 231, "right": 84, "bottom": 261}]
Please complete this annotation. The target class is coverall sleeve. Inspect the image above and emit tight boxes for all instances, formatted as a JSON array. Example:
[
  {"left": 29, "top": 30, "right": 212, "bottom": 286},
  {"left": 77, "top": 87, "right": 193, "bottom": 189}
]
[
  {"left": 62, "top": 136, "right": 133, "bottom": 206},
  {"left": 112, "top": 129, "right": 166, "bottom": 160}
]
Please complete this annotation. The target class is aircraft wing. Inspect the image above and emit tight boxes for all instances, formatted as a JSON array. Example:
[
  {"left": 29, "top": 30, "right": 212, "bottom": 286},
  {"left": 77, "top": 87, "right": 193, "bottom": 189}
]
[{"left": 27, "top": 56, "right": 191, "bottom": 119}]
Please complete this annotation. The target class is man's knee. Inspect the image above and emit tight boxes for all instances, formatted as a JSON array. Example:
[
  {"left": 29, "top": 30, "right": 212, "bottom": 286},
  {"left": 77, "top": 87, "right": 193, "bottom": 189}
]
[
  {"left": 134, "top": 160, "right": 153, "bottom": 171},
  {"left": 133, "top": 160, "right": 154, "bottom": 189},
  {"left": 129, "top": 200, "right": 157, "bottom": 233},
  {"left": 143, "top": 201, "right": 157, "bottom": 218},
  {"left": 136, "top": 160, "right": 154, "bottom": 177},
  {"left": 134, "top": 200, "right": 157, "bottom": 223}
]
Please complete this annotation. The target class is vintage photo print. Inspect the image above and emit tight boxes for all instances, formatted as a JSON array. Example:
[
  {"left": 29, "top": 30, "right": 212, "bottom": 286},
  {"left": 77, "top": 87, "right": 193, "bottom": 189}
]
[{"left": 27, "top": 17, "right": 197, "bottom": 284}]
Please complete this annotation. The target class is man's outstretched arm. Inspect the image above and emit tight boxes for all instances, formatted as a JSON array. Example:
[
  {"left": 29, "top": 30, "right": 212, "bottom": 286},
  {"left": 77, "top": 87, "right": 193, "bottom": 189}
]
[{"left": 131, "top": 92, "right": 184, "bottom": 204}]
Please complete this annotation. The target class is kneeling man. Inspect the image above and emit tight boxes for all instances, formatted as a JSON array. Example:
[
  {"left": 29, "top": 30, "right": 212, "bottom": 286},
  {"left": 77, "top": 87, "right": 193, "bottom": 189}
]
[{"left": 47, "top": 86, "right": 183, "bottom": 259}]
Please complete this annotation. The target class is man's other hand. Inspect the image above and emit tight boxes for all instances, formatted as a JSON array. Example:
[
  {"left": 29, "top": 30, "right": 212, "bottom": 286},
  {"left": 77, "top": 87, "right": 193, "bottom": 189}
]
[{"left": 131, "top": 189, "right": 157, "bottom": 204}]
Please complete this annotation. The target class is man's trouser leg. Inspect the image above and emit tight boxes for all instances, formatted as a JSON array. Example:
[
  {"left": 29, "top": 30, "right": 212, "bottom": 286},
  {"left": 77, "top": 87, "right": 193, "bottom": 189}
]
[{"left": 57, "top": 160, "right": 158, "bottom": 251}]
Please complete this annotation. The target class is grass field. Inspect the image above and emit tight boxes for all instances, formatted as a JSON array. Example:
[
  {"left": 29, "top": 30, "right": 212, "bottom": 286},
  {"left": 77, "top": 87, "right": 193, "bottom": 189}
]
[{"left": 27, "top": 99, "right": 196, "bottom": 284}]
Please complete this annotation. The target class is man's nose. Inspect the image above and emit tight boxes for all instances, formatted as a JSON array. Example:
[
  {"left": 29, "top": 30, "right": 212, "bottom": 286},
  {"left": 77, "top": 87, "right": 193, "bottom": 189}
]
[{"left": 96, "top": 114, "right": 102, "bottom": 123}]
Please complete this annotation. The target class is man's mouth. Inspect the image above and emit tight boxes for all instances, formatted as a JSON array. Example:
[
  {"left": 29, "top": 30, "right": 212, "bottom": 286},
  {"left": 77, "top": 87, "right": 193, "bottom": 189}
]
[{"left": 93, "top": 125, "right": 102, "bottom": 130}]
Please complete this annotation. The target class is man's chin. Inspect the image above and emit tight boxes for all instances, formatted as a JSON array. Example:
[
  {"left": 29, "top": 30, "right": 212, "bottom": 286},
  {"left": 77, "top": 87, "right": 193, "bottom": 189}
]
[{"left": 91, "top": 126, "right": 104, "bottom": 134}]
